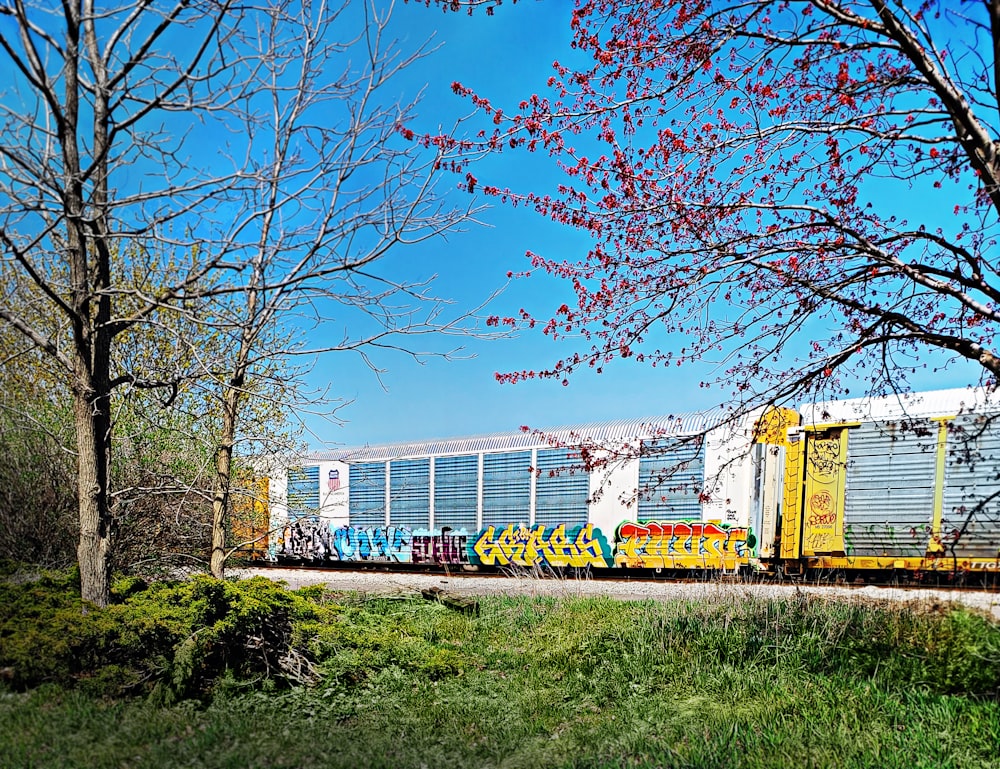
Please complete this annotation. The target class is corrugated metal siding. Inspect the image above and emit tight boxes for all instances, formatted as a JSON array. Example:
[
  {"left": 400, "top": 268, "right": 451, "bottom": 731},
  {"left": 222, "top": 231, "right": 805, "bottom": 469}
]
[
  {"left": 433, "top": 454, "right": 478, "bottom": 531},
  {"left": 843, "top": 421, "right": 937, "bottom": 557},
  {"left": 306, "top": 408, "right": 738, "bottom": 463},
  {"left": 389, "top": 458, "right": 430, "bottom": 528},
  {"left": 287, "top": 465, "right": 319, "bottom": 519},
  {"left": 942, "top": 414, "right": 1000, "bottom": 558},
  {"left": 482, "top": 451, "right": 531, "bottom": 527},
  {"left": 349, "top": 462, "right": 386, "bottom": 527},
  {"left": 637, "top": 439, "right": 704, "bottom": 521},
  {"left": 534, "top": 448, "right": 589, "bottom": 527},
  {"left": 802, "top": 386, "right": 1000, "bottom": 426}
]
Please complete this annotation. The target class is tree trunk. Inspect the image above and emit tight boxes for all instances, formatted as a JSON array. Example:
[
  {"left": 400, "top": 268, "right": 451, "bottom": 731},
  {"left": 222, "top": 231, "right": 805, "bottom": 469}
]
[
  {"left": 209, "top": 384, "right": 242, "bottom": 579},
  {"left": 74, "top": 385, "right": 112, "bottom": 607},
  {"left": 209, "top": 445, "right": 231, "bottom": 579}
]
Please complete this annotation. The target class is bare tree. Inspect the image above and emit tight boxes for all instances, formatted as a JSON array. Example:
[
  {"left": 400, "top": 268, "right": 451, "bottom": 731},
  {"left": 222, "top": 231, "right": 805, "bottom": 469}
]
[
  {"left": 182, "top": 0, "right": 492, "bottom": 579},
  {"left": 0, "top": 0, "right": 486, "bottom": 604},
  {"left": 0, "top": 251, "right": 222, "bottom": 576},
  {"left": 0, "top": 1, "right": 246, "bottom": 605}
]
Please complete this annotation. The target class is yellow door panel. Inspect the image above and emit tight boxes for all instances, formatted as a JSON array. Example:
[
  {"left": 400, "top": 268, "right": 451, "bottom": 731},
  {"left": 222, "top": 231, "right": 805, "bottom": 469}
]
[{"left": 801, "top": 428, "right": 848, "bottom": 556}]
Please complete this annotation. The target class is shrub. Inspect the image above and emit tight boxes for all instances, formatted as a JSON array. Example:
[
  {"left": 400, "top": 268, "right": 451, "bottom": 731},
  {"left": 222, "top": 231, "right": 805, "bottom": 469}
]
[{"left": 0, "top": 575, "right": 325, "bottom": 699}]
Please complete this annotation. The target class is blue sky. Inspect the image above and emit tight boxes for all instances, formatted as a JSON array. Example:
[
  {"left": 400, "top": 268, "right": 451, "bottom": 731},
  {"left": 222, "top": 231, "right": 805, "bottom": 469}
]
[
  {"left": 0, "top": 2, "right": 983, "bottom": 452},
  {"left": 299, "top": 1, "right": 720, "bottom": 449},
  {"left": 298, "top": 1, "right": 981, "bottom": 449}
]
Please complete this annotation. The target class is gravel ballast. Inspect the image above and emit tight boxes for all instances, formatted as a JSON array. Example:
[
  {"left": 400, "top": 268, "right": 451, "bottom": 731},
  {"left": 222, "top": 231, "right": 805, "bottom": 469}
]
[{"left": 234, "top": 566, "right": 1000, "bottom": 621}]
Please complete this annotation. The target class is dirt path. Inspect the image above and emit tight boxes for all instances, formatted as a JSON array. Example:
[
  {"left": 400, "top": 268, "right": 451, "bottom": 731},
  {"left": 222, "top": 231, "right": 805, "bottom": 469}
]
[{"left": 234, "top": 567, "right": 1000, "bottom": 621}]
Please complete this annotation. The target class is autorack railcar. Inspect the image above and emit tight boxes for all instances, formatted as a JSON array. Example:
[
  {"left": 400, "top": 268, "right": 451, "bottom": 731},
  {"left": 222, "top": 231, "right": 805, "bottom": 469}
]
[
  {"left": 247, "top": 387, "right": 1000, "bottom": 577},
  {"left": 787, "top": 387, "right": 1000, "bottom": 575}
]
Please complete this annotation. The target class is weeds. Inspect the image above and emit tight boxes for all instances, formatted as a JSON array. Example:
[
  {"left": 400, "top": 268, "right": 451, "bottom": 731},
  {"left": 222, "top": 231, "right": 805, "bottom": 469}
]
[{"left": 1, "top": 576, "right": 998, "bottom": 767}]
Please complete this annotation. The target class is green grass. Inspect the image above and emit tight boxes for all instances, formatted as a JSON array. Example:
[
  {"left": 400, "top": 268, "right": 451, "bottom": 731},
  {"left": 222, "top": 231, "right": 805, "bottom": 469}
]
[{"left": 1, "top": 579, "right": 999, "bottom": 768}]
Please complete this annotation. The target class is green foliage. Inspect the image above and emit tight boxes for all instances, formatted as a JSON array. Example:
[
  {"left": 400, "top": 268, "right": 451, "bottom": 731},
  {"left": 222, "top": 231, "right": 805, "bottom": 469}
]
[
  {"left": 0, "top": 575, "right": 325, "bottom": 699},
  {"left": 0, "top": 398, "right": 77, "bottom": 571},
  {"left": 0, "top": 576, "right": 477, "bottom": 703},
  {"left": 4, "top": 577, "right": 999, "bottom": 707},
  {"left": 297, "top": 597, "right": 469, "bottom": 690},
  {"left": 1, "top": 584, "right": 1000, "bottom": 768},
  {"left": 514, "top": 594, "right": 1000, "bottom": 698}
]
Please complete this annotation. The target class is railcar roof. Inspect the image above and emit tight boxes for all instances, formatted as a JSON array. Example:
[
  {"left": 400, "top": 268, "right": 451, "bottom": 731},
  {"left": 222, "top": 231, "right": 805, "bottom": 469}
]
[
  {"left": 800, "top": 386, "right": 1000, "bottom": 426},
  {"left": 306, "top": 407, "right": 744, "bottom": 462}
]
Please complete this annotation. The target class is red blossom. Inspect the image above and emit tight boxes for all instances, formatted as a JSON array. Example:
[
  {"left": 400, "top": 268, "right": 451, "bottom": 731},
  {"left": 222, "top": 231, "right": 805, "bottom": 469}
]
[{"left": 424, "top": 0, "right": 1000, "bottom": 404}]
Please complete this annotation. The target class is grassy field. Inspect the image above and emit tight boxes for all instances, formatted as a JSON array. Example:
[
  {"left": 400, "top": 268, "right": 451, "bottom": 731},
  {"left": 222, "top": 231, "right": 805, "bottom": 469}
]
[{"left": 1, "top": 575, "right": 999, "bottom": 768}]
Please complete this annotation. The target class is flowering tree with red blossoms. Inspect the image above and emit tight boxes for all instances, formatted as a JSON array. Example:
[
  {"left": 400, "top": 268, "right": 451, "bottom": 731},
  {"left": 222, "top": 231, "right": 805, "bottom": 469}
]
[{"left": 426, "top": 0, "right": 1000, "bottom": 409}]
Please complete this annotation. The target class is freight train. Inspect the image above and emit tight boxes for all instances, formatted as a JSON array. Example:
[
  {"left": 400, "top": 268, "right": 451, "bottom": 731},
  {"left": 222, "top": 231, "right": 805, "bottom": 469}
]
[{"left": 243, "top": 386, "right": 1000, "bottom": 578}]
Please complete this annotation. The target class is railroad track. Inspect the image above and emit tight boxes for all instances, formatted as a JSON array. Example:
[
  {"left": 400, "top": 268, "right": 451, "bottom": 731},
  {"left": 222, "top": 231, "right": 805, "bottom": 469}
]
[
  {"left": 248, "top": 560, "right": 1000, "bottom": 591},
  {"left": 236, "top": 564, "right": 1000, "bottom": 621}
]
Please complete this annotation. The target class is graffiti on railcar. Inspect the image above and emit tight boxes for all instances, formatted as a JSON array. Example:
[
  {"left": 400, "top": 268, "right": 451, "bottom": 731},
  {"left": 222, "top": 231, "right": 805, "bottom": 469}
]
[
  {"left": 230, "top": 474, "right": 271, "bottom": 559},
  {"left": 278, "top": 522, "right": 611, "bottom": 566},
  {"left": 842, "top": 523, "right": 936, "bottom": 559},
  {"left": 472, "top": 523, "right": 612, "bottom": 568},
  {"left": 613, "top": 521, "right": 751, "bottom": 568},
  {"left": 801, "top": 430, "right": 847, "bottom": 554},
  {"left": 809, "top": 435, "right": 842, "bottom": 477},
  {"left": 411, "top": 528, "right": 472, "bottom": 565},
  {"left": 277, "top": 519, "right": 331, "bottom": 560},
  {"left": 333, "top": 526, "right": 412, "bottom": 562},
  {"left": 277, "top": 522, "right": 412, "bottom": 562}
]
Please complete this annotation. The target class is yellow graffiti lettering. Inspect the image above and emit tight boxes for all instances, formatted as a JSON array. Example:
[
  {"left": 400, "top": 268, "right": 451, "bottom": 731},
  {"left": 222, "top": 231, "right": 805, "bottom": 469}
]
[
  {"left": 472, "top": 523, "right": 608, "bottom": 568},
  {"left": 572, "top": 524, "right": 607, "bottom": 568},
  {"left": 498, "top": 525, "right": 524, "bottom": 564},
  {"left": 545, "top": 524, "right": 570, "bottom": 563},
  {"left": 615, "top": 521, "right": 750, "bottom": 569},
  {"left": 473, "top": 526, "right": 508, "bottom": 566}
]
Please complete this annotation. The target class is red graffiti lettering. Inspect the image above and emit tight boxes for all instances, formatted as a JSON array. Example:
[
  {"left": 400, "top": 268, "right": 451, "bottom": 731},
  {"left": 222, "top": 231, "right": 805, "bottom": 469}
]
[{"left": 809, "top": 491, "right": 833, "bottom": 515}]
